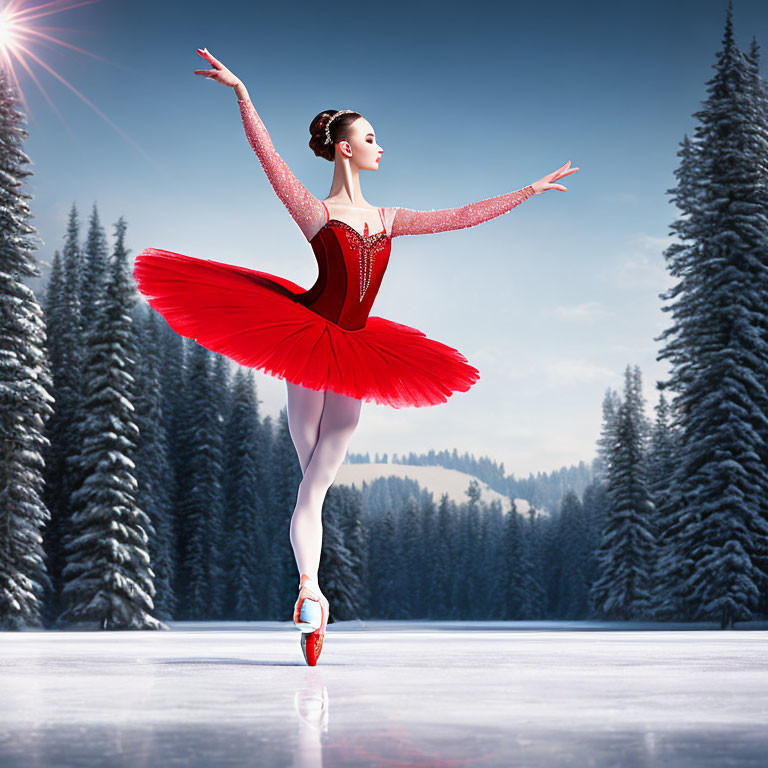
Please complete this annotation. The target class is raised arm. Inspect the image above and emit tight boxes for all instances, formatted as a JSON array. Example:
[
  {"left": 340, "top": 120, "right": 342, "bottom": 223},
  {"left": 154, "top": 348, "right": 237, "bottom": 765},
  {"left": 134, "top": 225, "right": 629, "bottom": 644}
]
[
  {"left": 237, "top": 96, "right": 326, "bottom": 242},
  {"left": 193, "top": 49, "right": 325, "bottom": 240},
  {"left": 388, "top": 185, "right": 537, "bottom": 237}
]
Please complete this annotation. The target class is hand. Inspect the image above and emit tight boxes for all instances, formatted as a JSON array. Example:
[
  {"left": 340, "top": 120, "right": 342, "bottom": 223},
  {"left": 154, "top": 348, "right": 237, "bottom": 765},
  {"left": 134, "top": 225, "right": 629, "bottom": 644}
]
[
  {"left": 194, "top": 47, "right": 242, "bottom": 89},
  {"left": 531, "top": 160, "right": 579, "bottom": 194}
]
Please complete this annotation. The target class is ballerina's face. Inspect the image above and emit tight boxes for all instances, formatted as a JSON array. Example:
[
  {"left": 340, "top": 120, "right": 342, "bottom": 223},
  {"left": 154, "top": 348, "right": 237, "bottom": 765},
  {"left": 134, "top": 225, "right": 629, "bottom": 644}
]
[{"left": 338, "top": 117, "right": 383, "bottom": 171}]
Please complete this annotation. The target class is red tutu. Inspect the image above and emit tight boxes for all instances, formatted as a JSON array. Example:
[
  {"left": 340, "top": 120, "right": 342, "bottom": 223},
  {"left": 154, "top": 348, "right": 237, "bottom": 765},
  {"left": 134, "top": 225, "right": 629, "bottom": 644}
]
[{"left": 133, "top": 224, "right": 480, "bottom": 408}]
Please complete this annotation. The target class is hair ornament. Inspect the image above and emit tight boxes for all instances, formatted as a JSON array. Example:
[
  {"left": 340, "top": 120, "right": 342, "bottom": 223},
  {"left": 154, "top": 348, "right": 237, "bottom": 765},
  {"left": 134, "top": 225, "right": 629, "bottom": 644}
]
[{"left": 325, "top": 110, "right": 356, "bottom": 145}]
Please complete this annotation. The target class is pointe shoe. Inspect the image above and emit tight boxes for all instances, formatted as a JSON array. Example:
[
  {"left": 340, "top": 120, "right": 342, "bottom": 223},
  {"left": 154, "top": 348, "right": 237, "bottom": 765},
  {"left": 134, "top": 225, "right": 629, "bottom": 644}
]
[
  {"left": 301, "top": 596, "right": 329, "bottom": 666},
  {"left": 293, "top": 573, "right": 328, "bottom": 633},
  {"left": 300, "top": 626, "right": 326, "bottom": 666},
  {"left": 293, "top": 574, "right": 329, "bottom": 666}
]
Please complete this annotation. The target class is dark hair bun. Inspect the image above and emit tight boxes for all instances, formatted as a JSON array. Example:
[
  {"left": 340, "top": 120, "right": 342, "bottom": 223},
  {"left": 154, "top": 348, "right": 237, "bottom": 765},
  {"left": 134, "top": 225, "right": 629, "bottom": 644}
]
[
  {"left": 308, "top": 110, "right": 336, "bottom": 161},
  {"left": 308, "top": 109, "right": 362, "bottom": 162}
]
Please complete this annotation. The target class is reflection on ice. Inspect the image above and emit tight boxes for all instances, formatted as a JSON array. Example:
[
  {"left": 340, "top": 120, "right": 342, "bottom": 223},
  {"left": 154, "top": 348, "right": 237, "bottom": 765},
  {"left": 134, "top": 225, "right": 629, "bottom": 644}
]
[
  {"left": 294, "top": 678, "right": 329, "bottom": 768},
  {"left": 1, "top": 621, "right": 766, "bottom": 767}
]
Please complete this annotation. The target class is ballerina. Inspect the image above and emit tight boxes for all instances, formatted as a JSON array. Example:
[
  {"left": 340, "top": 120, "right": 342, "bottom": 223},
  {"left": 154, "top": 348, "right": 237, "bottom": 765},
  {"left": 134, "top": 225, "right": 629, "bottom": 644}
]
[{"left": 132, "top": 47, "right": 579, "bottom": 665}]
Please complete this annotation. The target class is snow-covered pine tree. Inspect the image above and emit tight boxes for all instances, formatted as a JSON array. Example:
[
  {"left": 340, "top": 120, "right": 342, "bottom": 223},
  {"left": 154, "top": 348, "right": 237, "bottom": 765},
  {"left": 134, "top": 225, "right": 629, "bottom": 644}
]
[
  {"left": 336, "top": 483, "right": 368, "bottom": 617},
  {"left": 174, "top": 341, "right": 225, "bottom": 619},
  {"left": 746, "top": 34, "right": 768, "bottom": 618},
  {"left": 413, "top": 492, "right": 439, "bottom": 619},
  {"left": 209, "top": 352, "right": 232, "bottom": 618},
  {"left": 79, "top": 204, "right": 109, "bottom": 332},
  {"left": 41, "top": 206, "right": 86, "bottom": 623},
  {"left": 590, "top": 366, "right": 655, "bottom": 620},
  {"left": 156, "top": 318, "right": 186, "bottom": 577},
  {"left": 221, "top": 368, "right": 267, "bottom": 620},
  {"left": 502, "top": 501, "right": 528, "bottom": 619},
  {"left": 368, "top": 504, "right": 397, "bottom": 618},
  {"left": 523, "top": 506, "right": 548, "bottom": 619},
  {"left": 541, "top": 504, "right": 561, "bottom": 616},
  {"left": 318, "top": 486, "right": 356, "bottom": 622},
  {"left": 0, "top": 65, "right": 54, "bottom": 629},
  {"left": 478, "top": 498, "right": 504, "bottom": 619},
  {"left": 133, "top": 307, "right": 176, "bottom": 620},
  {"left": 459, "top": 479, "right": 483, "bottom": 618},
  {"left": 254, "top": 407, "right": 272, "bottom": 483},
  {"left": 646, "top": 392, "right": 685, "bottom": 619},
  {"left": 395, "top": 495, "right": 422, "bottom": 618},
  {"left": 593, "top": 388, "right": 621, "bottom": 485},
  {"left": 553, "top": 490, "right": 591, "bottom": 619},
  {"left": 656, "top": 3, "right": 768, "bottom": 628},
  {"left": 57, "top": 217, "right": 164, "bottom": 630},
  {"left": 530, "top": 507, "right": 550, "bottom": 618},
  {"left": 580, "top": 479, "right": 610, "bottom": 616},
  {"left": 431, "top": 493, "right": 455, "bottom": 619}
]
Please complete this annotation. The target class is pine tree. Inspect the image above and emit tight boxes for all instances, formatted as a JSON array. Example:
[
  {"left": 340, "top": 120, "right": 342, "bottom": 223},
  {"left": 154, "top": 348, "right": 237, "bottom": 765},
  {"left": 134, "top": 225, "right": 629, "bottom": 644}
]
[
  {"left": 209, "top": 353, "right": 231, "bottom": 617},
  {"left": 541, "top": 507, "right": 561, "bottom": 617},
  {"left": 175, "top": 343, "right": 225, "bottom": 619},
  {"left": 133, "top": 308, "right": 176, "bottom": 620},
  {"left": 580, "top": 480, "right": 610, "bottom": 617},
  {"left": 418, "top": 493, "right": 439, "bottom": 619},
  {"left": 655, "top": 2, "right": 768, "bottom": 627},
  {"left": 79, "top": 204, "right": 109, "bottom": 331},
  {"left": 222, "top": 369, "right": 267, "bottom": 619},
  {"left": 746, "top": 34, "right": 768, "bottom": 617},
  {"left": 396, "top": 496, "right": 421, "bottom": 617},
  {"left": 255, "top": 412, "right": 277, "bottom": 616},
  {"left": 524, "top": 507, "right": 548, "bottom": 619},
  {"left": 336, "top": 483, "right": 367, "bottom": 617},
  {"left": 590, "top": 366, "right": 655, "bottom": 620},
  {"left": 503, "top": 503, "right": 528, "bottom": 619},
  {"left": 370, "top": 505, "right": 398, "bottom": 617},
  {"left": 555, "top": 490, "right": 590, "bottom": 619},
  {"left": 58, "top": 217, "right": 163, "bottom": 630},
  {"left": 477, "top": 498, "right": 503, "bottom": 618},
  {"left": 319, "top": 486, "right": 356, "bottom": 622},
  {"left": 594, "top": 388, "right": 621, "bottom": 484},
  {"left": 41, "top": 206, "right": 85, "bottom": 622},
  {"left": 157, "top": 320, "right": 186, "bottom": 597},
  {"left": 647, "top": 392, "right": 683, "bottom": 618},
  {"left": 460, "top": 480, "right": 483, "bottom": 618},
  {"left": 0, "top": 65, "right": 54, "bottom": 629},
  {"left": 432, "top": 494, "right": 454, "bottom": 619}
]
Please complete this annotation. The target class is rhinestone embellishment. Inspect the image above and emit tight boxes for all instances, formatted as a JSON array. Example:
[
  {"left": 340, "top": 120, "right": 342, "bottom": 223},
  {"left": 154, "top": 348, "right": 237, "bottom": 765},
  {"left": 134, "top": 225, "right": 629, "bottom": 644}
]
[{"left": 339, "top": 222, "right": 389, "bottom": 302}]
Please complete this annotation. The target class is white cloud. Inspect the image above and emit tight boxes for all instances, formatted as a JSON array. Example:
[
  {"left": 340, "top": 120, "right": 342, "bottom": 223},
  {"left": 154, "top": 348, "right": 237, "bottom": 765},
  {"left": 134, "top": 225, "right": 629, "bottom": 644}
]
[
  {"left": 487, "top": 356, "right": 617, "bottom": 388},
  {"left": 544, "top": 300, "right": 612, "bottom": 322},
  {"left": 598, "top": 233, "right": 677, "bottom": 291},
  {"left": 542, "top": 358, "right": 617, "bottom": 387}
]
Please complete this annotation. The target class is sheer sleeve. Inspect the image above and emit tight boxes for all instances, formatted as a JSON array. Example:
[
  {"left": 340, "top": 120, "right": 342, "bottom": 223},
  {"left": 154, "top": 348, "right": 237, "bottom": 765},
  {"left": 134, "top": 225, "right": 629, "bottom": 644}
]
[
  {"left": 388, "top": 185, "right": 536, "bottom": 237},
  {"left": 237, "top": 98, "right": 325, "bottom": 242}
]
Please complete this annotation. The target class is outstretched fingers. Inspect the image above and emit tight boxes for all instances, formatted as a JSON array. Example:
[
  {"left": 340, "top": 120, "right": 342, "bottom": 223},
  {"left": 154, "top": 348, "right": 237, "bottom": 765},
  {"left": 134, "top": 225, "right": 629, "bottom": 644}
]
[
  {"left": 540, "top": 160, "right": 580, "bottom": 192},
  {"left": 194, "top": 47, "right": 221, "bottom": 78}
]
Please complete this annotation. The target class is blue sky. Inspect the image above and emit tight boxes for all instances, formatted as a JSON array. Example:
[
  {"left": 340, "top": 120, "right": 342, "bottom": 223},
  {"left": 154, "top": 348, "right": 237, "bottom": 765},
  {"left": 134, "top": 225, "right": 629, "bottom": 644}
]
[{"left": 21, "top": 0, "right": 768, "bottom": 477}]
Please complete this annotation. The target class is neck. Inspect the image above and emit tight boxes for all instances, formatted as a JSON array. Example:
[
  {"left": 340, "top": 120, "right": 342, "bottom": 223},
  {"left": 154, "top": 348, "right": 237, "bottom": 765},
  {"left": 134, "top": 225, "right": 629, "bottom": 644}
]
[{"left": 327, "top": 160, "right": 367, "bottom": 206}]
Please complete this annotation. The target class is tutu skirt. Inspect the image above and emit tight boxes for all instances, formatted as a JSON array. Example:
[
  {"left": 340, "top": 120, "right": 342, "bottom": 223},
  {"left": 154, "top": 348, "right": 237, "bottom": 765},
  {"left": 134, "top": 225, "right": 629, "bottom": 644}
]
[{"left": 133, "top": 248, "right": 480, "bottom": 408}]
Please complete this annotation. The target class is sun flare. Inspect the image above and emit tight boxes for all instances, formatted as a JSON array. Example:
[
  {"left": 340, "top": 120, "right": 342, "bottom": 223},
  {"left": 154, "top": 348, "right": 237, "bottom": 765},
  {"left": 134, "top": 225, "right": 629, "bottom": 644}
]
[
  {"left": 0, "top": 13, "right": 12, "bottom": 50},
  {"left": 0, "top": 0, "right": 158, "bottom": 165}
]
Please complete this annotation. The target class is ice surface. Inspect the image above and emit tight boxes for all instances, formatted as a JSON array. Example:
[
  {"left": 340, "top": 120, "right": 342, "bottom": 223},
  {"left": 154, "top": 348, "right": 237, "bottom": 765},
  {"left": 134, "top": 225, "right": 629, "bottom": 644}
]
[{"left": 1, "top": 621, "right": 767, "bottom": 767}]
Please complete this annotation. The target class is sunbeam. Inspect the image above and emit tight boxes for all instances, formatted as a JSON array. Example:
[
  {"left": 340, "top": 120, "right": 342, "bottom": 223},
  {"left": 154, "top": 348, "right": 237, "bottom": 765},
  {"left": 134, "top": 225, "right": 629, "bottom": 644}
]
[{"left": 0, "top": 0, "right": 161, "bottom": 169}]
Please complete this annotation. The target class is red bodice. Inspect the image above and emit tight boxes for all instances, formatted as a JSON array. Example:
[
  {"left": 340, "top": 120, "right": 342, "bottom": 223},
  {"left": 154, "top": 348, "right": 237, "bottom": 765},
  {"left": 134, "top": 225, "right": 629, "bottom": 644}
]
[
  {"left": 131, "top": 99, "right": 537, "bottom": 409},
  {"left": 296, "top": 220, "right": 392, "bottom": 331}
]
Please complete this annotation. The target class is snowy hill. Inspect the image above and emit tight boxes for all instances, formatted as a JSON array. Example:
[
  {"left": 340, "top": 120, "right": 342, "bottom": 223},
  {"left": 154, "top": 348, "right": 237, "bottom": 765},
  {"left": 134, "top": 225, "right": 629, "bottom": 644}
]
[{"left": 335, "top": 462, "right": 533, "bottom": 516}]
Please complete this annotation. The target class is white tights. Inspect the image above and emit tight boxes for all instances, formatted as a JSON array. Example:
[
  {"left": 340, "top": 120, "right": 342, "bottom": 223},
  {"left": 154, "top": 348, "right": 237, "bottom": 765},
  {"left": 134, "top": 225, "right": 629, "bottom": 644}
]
[{"left": 286, "top": 381, "right": 362, "bottom": 589}]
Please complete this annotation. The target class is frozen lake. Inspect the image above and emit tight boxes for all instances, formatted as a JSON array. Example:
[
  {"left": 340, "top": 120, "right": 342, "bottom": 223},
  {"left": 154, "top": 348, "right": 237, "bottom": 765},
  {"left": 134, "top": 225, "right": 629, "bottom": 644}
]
[{"left": 2, "top": 620, "right": 767, "bottom": 767}]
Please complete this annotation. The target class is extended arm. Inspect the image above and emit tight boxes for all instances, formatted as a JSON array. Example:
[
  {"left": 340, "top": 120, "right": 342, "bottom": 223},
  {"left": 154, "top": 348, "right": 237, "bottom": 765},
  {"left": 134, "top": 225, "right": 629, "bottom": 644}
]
[
  {"left": 388, "top": 185, "right": 536, "bottom": 237},
  {"left": 237, "top": 96, "right": 325, "bottom": 242}
]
